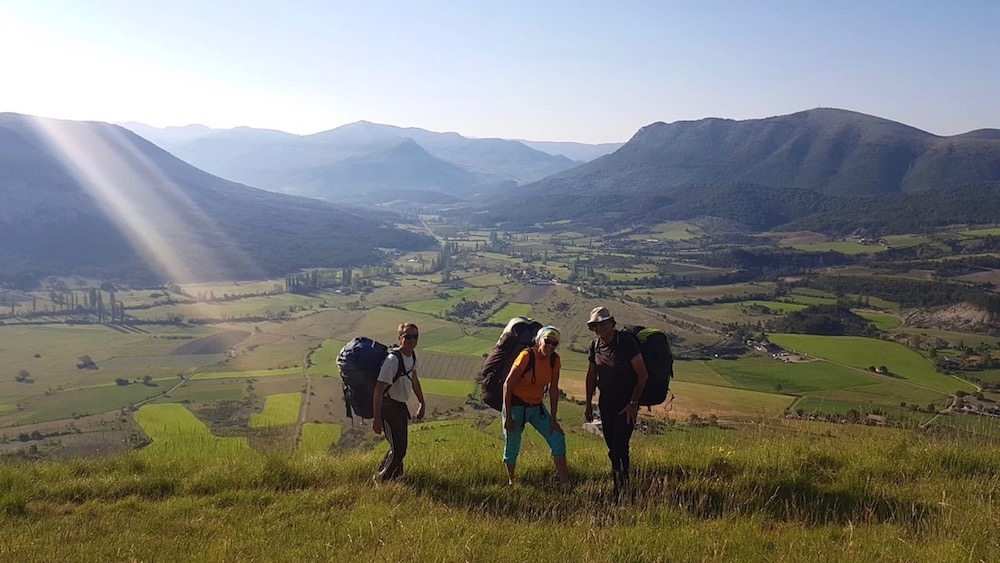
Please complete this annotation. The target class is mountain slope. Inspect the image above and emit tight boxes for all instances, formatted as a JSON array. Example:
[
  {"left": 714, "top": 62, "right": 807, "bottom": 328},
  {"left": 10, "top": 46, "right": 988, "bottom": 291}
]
[
  {"left": 0, "top": 114, "right": 433, "bottom": 285},
  {"left": 128, "top": 121, "right": 579, "bottom": 201},
  {"left": 518, "top": 139, "right": 623, "bottom": 161},
  {"left": 478, "top": 109, "right": 1000, "bottom": 232},
  {"left": 281, "top": 139, "right": 482, "bottom": 200}
]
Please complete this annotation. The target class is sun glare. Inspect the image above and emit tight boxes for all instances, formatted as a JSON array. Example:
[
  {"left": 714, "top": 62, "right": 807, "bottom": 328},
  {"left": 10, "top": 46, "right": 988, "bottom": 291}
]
[{"left": 26, "top": 116, "right": 265, "bottom": 286}]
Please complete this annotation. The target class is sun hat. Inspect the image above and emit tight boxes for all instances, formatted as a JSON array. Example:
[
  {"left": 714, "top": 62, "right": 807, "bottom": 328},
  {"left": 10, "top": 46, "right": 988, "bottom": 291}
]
[{"left": 587, "top": 307, "right": 614, "bottom": 325}]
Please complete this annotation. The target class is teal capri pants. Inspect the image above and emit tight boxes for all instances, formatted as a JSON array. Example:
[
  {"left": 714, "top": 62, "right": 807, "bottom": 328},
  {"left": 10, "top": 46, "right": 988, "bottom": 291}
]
[{"left": 502, "top": 403, "right": 567, "bottom": 464}]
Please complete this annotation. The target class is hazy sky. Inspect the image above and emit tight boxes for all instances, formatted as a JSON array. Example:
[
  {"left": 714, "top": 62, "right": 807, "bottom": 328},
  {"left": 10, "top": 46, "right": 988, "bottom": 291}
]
[{"left": 2, "top": 1, "right": 998, "bottom": 143}]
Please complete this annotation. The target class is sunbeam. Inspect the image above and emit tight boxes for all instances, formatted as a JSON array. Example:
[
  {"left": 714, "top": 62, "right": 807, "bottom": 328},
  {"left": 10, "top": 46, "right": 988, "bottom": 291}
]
[{"left": 24, "top": 116, "right": 266, "bottom": 285}]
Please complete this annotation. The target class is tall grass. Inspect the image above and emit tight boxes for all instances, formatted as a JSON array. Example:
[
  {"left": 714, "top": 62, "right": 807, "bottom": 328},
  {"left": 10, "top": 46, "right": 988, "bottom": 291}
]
[{"left": 1, "top": 417, "right": 999, "bottom": 560}]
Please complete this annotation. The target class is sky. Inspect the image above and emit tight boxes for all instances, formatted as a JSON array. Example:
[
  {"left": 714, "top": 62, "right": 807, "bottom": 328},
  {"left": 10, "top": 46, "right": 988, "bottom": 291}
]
[{"left": 1, "top": 1, "right": 998, "bottom": 143}]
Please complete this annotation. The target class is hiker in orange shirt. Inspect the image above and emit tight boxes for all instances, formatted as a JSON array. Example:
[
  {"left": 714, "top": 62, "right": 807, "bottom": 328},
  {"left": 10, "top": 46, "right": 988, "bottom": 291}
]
[{"left": 502, "top": 326, "right": 571, "bottom": 489}]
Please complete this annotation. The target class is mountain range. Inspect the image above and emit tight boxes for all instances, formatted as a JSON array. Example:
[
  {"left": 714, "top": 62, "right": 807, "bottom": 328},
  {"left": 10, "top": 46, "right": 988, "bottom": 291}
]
[
  {"left": 6, "top": 107, "right": 1000, "bottom": 288},
  {"left": 482, "top": 108, "right": 1000, "bottom": 233},
  {"left": 0, "top": 113, "right": 433, "bottom": 286},
  {"left": 123, "top": 121, "right": 621, "bottom": 204}
]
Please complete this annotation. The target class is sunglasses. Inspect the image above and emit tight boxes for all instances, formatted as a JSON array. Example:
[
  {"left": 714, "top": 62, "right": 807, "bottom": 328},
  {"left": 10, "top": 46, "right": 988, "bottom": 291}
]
[
  {"left": 587, "top": 320, "right": 610, "bottom": 330},
  {"left": 401, "top": 334, "right": 419, "bottom": 341},
  {"left": 543, "top": 339, "right": 559, "bottom": 348}
]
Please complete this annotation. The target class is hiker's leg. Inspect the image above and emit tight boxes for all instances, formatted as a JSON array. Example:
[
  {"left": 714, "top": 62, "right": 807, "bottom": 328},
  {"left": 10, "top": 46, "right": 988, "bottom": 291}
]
[
  {"left": 526, "top": 407, "right": 569, "bottom": 486},
  {"left": 599, "top": 402, "right": 620, "bottom": 470},
  {"left": 608, "top": 410, "right": 634, "bottom": 472},
  {"left": 610, "top": 410, "right": 635, "bottom": 497},
  {"left": 393, "top": 401, "right": 410, "bottom": 479},
  {"left": 553, "top": 455, "right": 570, "bottom": 487},
  {"left": 374, "top": 406, "right": 394, "bottom": 481},
  {"left": 502, "top": 405, "right": 525, "bottom": 483},
  {"left": 377, "top": 400, "right": 408, "bottom": 481}
]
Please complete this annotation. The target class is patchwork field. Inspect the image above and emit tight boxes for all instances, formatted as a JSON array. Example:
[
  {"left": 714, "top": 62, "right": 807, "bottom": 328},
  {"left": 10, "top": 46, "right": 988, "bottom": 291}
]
[
  {"left": 768, "top": 334, "right": 977, "bottom": 395},
  {"left": 250, "top": 393, "right": 302, "bottom": 428}
]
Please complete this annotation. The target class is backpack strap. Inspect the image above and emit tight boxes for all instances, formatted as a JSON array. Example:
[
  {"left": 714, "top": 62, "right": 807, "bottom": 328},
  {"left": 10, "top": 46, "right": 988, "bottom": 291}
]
[
  {"left": 385, "top": 350, "right": 415, "bottom": 396},
  {"left": 524, "top": 348, "right": 536, "bottom": 385}
]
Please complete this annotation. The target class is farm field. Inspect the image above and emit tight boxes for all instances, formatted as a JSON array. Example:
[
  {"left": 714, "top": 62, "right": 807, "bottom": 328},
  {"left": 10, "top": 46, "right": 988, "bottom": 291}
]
[
  {"left": 961, "top": 227, "right": 1000, "bottom": 237},
  {"left": 626, "top": 282, "right": 775, "bottom": 303},
  {"left": 7, "top": 220, "right": 1000, "bottom": 466},
  {"left": 156, "top": 380, "right": 246, "bottom": 404},
  {"left": 250, "top": 393, "right": 301, "bottom": 428},
  {"left": 858, "top": 311, "right": 902, "bottom": 330},
  {"left": 298, "top": 423, "right": 342, "bottom": 456},
  {"left": 135, "top": 403, "right": 252, "bottom": 459},
  {"left": 401, "top": 287, "right": 483, "bottom": 316},
  {"left": 665, "top": 380, "right": 795, "bottom": 419},
  {"left": 487, "top": 303, "right": 533, "bottom": 324},
  {"left": 2, "top": 383, "right": 168, "bottom": 427},
  {"left": 193, "top": 367, "right": 302, "bottom": 381},
  {"left": 126, "top": 293, "right": 333, "bottom": 321},
  {"left": 707, "top": 356, "right": 876, "bottom": 395},
  {"left": 767, "top": 334, "right": 976, "bottom": 395},
  {"left": 418, "top": 378, "right": 476, "bottom": 398},
  {"left": 306, "top": 339, "right": 347, "bottom": 377},
  {"left": 791, "top": 240, "right": 878, "bottom": 254}
]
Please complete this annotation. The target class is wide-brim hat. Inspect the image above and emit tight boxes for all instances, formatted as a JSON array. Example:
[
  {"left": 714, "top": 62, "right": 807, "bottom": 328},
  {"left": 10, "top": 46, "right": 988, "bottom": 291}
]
[{"left": 588, "top": 307, "right": 613, "bottom": 324}]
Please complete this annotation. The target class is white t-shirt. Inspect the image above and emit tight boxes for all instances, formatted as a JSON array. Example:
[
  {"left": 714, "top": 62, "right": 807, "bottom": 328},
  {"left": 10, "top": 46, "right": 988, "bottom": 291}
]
[{"left": 378, "top": 351, "right": 416, "bottom": 403}]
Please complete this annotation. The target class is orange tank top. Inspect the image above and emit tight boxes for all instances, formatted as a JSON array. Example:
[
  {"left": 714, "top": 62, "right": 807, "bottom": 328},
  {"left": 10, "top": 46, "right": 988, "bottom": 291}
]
[{"left": 509, "top": 348, "right": 560, "bottom": 405}]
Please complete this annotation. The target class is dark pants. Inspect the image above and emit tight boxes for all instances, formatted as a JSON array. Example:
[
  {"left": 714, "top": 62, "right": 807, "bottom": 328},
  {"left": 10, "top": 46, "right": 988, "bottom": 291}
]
[
  {"left": 600, "top": 400, "right": 634, "bottom": 495},
  {"left": 375, "top": 399, "right": 410, "bottom": 482}
]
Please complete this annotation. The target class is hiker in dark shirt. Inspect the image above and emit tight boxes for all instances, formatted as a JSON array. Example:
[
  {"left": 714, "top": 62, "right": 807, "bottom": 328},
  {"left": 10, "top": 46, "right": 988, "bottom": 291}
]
[{"left": 584, "top": 307, "right": 649, "bottom": 499}]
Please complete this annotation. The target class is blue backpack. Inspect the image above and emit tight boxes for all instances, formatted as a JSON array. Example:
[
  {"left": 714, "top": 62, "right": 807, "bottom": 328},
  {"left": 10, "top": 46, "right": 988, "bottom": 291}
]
[{"left": 337, "top": 337, "right": 414, "bottom": 419}]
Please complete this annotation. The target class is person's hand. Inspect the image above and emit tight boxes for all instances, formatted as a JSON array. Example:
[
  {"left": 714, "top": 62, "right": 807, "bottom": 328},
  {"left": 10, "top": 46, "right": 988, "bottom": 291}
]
[
  {"left": 414, "top": 402, "right": 426, "bottom": 420},
  {"left": 372, "top": 418, "right": 383, "bottom": 435},
  {"left": 504, "top": 416, "right": 515, "bottom": 431},
  {"left": 619, "top": 403, "right": 638, "bottom": 425},
  {"left": 584, "top": 404, "right": 594, "bottom": 423},
  {"left": 550, "top": 418, "right": 563, "bottom": 435}
]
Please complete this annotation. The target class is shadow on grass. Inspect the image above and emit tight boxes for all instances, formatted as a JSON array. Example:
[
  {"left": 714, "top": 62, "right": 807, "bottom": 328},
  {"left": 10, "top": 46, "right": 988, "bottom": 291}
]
[
  {"left": 634, "top": 461, "right": 938, "bottom": 529},
  {"left": 402, "top": 459, "right": 938, "bottom": 530}
]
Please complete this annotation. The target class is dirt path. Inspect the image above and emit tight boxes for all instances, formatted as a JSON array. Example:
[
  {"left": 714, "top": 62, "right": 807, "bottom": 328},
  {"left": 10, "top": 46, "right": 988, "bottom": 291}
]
[{"left": 295, "top": 349, "right": 312, "bottom": 448}]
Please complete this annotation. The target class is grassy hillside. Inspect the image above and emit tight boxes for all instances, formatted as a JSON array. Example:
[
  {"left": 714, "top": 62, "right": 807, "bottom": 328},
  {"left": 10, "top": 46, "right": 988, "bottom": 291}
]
[{"left": 2, "top": 417, "right": 999, "bottom": 561}]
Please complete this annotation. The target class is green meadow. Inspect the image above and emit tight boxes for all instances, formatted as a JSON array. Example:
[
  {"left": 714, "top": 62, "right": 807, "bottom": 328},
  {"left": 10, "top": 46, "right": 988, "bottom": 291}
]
[
  {"left": 670, "top": 380, "right": 795, "bottom": 418},
  {"left": 961, "top": 227, "right": 1000, "bottom": 237},
  {"left": 5, "top": 384, "right": 168, "bottom": 426},
  {"left": 417, "top": 377, "right": 476, "bottom": 398},
  {"left": 307, "top": 339, "right": 347, "bottom": 377},
  {"left": 402, "top": 287, "right": 483, "bottom": 316},
  {"left": 791, "top": 240, "right": 878, "bottom": 254},
  {"left": 487, "top": 302, "right": 534, "bottom": 324},
  {"left": 767, "top": 334, "right": 977, "bottom": 395},
  {"left": 298, "top": 422, "right": 342, "bottom": 456},
  {"left": 193, "top": 367, "right": 303, "bottom": 380},
  {"left": 9, "top": 416, "right": 1000, "bottom": 560},
  {"left": 882, "top": 234, "right": 931, "bottom": 248},
  {"left": 134, "top": 403, "right": 252, "bottom": 459},
  {"left": 708, "top": 356, "right": 875, "bottom": 394},
  {"left": 250, "top": 393, "right": 302, "bottom": 428},
  {"left": 858, "top": 311, "right": 902, "bottom": 330}
]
